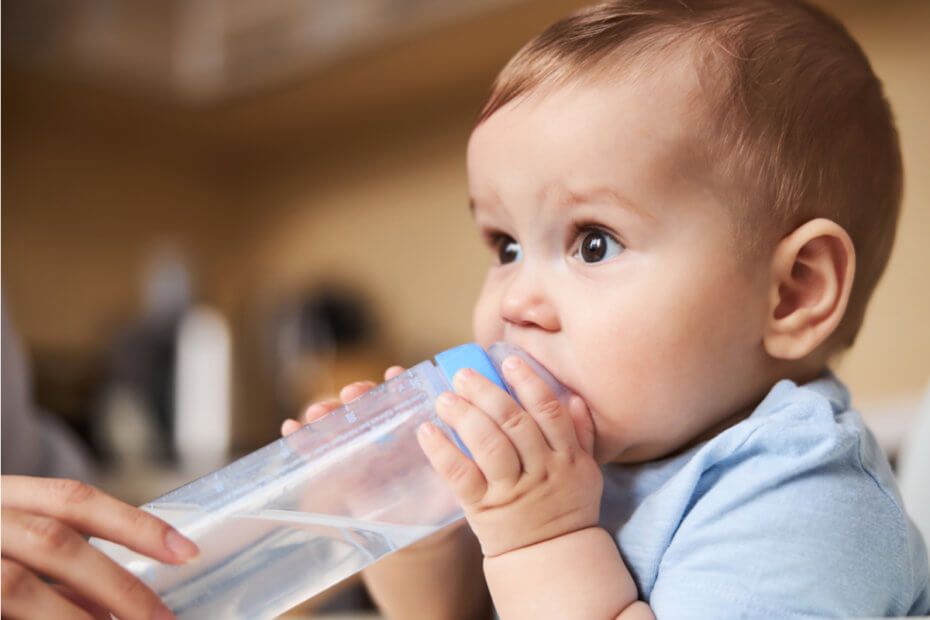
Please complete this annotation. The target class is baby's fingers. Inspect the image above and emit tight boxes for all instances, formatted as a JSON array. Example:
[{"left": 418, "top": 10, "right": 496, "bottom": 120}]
[
  {"left": 417, "top": 422, "right": 487, "bottom": 505},
  {"left": 280, "top": 419, "right": 302, "bottom": 436},
  {"left": 332, "top": 367, "right": 407, "bottom": 404},
  {"left": 282, "top": 368, "right": 406, "bottom": 437},
  {"left": 281, "top": 398, "right": 342, "bottom": 436},
  {"left": 568, "top": 394, "right": 596, "bottom": 456},
  {"left": 339, "top": 381, "right": 376, "bottom": 403},
  {"left": 500, "top": 356, "right": 577, "bottom": 453}
]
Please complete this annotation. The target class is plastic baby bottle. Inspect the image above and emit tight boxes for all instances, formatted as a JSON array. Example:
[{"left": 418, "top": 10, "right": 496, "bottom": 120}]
[{"left": 92, "top": 342, "right": 569, "bottom": 619}]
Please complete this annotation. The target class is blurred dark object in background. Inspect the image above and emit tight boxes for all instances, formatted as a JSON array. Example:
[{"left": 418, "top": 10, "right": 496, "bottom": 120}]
[
  {"left": 93, "top": 247, "right": 194, "bottom": 466},
  {"left": 266, "top": 284, "right": 380, "bottom": 421},
  {"left": 1, "top": 298, "right": 97, "bottom": 482}
]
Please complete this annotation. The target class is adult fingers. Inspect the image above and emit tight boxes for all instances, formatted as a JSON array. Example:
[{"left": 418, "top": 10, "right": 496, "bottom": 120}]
[
  {"left": 416, "top": 421, "right": 487, "bottom": 505},
  {"left": 1, "top": 509, "right": 174, "bottom": 620},
  {"left": 499, "top": 355, "right": 578, "bottom": 454},
  {"left": 1, "top": 558, "right": 95, "bottom": 620},
  {"left": 0, "top": 477, "right": 197, "bottom": 565},
  {"left": 53, "top": 583, "right": 111, "bottom": 620},
  {"left": 435, "top": 390, "right": 522, "bottom": 486},
  {"left": 451, "top": 368, "right": 549, "bottom": 475}
]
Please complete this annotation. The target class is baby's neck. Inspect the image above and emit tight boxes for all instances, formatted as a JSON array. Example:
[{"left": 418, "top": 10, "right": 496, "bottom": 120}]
[
  {"left": 661, "top": 363, "right": 831, "bottom": 461},
  {"left": 663, "top": 403, "right": 755, "bottom": 460}
]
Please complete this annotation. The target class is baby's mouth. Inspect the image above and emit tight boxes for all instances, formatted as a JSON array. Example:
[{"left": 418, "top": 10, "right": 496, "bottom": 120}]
[{"left": 496, "top": 342, "right": 588, "bottom": 413}]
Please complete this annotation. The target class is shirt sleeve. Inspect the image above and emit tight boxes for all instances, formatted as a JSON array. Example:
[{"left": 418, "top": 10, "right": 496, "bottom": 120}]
[{"left": 647, "top": 416, "right": 919, "bottom": 619}]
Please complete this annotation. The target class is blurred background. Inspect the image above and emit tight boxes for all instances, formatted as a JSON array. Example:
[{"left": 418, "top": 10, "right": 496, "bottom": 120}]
[{"left": 2, "top": 0, "right": 929, "bottom": 616}]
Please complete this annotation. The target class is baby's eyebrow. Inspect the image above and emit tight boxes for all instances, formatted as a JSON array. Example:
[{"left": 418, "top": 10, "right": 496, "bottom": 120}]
[{"left": 560, "top": 186, "right": 655, "bottom": 221}]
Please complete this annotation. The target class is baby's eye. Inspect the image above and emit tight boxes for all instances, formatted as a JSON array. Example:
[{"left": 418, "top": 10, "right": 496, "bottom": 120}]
[
  {"left": 494, "top": 234, "right": 522, "bottom": 264},
  {"left": 573, "top": 227, "right": 624, "bottom": 263}
]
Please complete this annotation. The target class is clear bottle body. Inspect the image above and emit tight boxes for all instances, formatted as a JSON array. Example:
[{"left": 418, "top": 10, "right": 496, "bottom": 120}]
[{"left": 92, "top": 343, "right": 566, "bottom": 619}]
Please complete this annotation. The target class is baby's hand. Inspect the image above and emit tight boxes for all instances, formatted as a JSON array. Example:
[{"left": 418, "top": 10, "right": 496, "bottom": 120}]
[
  {"left": 280, "top": 365, "right": 407, "bottom": 436},
  {"left": 281, "top": 365, "right": 469, "bottom": 556},
  {"left": 418, "top": 355, "right": 602, "bottom": 557}
]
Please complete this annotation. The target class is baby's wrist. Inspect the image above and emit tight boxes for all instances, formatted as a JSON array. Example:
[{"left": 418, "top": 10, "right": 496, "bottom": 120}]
[{"left": 482, "top": 524, "right": 603, "bottom": 560}]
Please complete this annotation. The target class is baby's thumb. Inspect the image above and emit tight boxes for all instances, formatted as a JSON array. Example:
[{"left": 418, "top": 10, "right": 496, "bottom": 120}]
[{"left": 567, "top": 395, "right": 596, "bottom": 456}]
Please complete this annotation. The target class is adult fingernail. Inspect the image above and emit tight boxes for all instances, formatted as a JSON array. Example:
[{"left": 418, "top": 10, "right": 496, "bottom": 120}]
[{"left": 166, "top": 529, "right": 199, "bottom": 561}]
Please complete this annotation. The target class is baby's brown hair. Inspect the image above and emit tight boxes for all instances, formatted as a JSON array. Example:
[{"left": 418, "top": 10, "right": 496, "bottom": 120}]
[{"left": 476, "top": 0, "right": 901, "bottom": 349}]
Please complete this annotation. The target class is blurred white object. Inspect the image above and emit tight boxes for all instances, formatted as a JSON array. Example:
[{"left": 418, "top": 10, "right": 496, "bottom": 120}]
[
  {"left": 897, "top": 381, "right": 930, "bottom": 542},
  {"left": 97, "top": 385, "right": 161, "bottom": 467},
  {"left": 142, "top": 245, "right": 192, "bottom": 321},
  {"left": 174, "top": 306, "right": 232, "bottom": 473}
]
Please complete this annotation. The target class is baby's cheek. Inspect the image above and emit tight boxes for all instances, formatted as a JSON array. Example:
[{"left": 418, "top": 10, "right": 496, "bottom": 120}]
[
  {"left": 578, "top": 340, "right": 665, "bottom": 451},
  {"left": 577, "top": 312, "right": 720, "bottom": 459},
  {"left": 471, "top": 286, "right": 502, "bottom": 346}
]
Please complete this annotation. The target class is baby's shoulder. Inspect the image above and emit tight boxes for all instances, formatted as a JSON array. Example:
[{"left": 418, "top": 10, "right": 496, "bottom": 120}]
[
  {"left": 664, "top": 374, "right": 930, "bottom": 614},
  {"left": 641, "top": 374, "right": 930, "bottom": 617},
  {"left": 704, "top": 372, "right": 890, "bottom": 494}
]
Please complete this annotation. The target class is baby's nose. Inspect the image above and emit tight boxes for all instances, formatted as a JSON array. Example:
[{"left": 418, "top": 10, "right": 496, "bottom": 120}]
[{"left": 500, "top": 277, "right": 560, "bottom": 332}]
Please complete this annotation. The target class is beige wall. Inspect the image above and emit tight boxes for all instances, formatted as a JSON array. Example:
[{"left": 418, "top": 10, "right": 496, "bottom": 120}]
[
  {"left": 825, "top": 0, "right": 930, "bottom": 402},
  {"left": 4, "top": 0, "right": 928, "bottom": 447}
]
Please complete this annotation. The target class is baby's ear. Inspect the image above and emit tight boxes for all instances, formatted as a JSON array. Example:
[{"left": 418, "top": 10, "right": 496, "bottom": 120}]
[{"left": 763, "top": 218, "right": 855, "bottom": 360}]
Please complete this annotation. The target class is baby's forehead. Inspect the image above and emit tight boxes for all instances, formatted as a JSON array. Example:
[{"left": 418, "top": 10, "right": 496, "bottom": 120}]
[
  {"left": 473, "top": 46, "right": 710, "bottom": 158},
  {"left": 468, "top": 60, "right": 713, "bottom": 209}
]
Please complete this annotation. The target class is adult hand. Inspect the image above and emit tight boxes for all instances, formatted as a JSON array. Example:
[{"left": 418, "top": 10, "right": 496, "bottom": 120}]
[{"left": 1, "top": 475, "right": 199, "bottom": 620}]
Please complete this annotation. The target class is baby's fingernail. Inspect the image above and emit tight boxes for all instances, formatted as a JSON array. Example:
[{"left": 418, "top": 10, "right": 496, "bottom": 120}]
[
  {"left": 166, "top": 528, "right": 199, "bottom": 561},
  {"left": 503, "top": 355, "right": 522, "bottom": 370},
  {"left": 455, "top": 368, "right": 475, "bottom": 383},
  {"left": 438, "top": 392, "right": 457, "bottom": 406}
]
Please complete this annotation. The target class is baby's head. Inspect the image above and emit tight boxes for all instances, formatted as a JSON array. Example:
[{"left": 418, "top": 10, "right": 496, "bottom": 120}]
[{"left": 466, "top": 0, "right": 901, "bottom": 463}]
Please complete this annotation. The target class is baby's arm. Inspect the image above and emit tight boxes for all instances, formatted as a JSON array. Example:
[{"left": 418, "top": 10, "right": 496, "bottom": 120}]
[
  {"left": 418, "top": 356, "right": 654, "bottom": 619},
  {"left": 483, "top": 527, "right": 652, "bottom": 619},
  {"left": 362, "top": 520, "right": 490, "bottom": 619}
]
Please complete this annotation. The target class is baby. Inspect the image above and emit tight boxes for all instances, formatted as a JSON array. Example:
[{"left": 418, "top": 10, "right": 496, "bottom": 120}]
[{"left": 284, "top": 0, "right": 930, "bottom": 617}]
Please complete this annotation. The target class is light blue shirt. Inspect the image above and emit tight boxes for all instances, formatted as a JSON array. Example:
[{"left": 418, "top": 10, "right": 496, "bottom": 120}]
[{"left": 600, "top": 372, "right": 930, "bottom": 618}]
